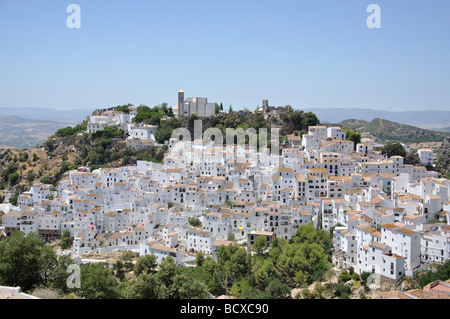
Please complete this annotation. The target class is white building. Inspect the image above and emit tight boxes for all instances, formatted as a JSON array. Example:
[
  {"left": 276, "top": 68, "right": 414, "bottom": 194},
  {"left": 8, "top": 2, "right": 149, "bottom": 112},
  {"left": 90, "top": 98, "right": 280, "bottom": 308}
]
[
  {"left": 417, "top": 149, "right": 433, "bottom": 167},
  {"left": 176, "top": 89, "right": 216, "bottom": 117},
  {"left": 186, "top": 227, "right": 213, "bottom": 255}
]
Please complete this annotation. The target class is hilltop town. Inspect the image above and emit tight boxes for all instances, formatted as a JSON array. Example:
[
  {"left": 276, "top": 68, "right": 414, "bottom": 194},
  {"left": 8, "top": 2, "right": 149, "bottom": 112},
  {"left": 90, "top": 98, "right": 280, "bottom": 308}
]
[{"left": 0, "top": 91, "right": 449, "bottom": 299}]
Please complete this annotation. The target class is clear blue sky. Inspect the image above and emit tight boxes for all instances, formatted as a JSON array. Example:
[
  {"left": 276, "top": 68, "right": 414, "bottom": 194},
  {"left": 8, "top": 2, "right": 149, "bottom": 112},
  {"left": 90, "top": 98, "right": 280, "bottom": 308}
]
[{"left": 0, "top": 0, "right": 449, "bottom": 112}]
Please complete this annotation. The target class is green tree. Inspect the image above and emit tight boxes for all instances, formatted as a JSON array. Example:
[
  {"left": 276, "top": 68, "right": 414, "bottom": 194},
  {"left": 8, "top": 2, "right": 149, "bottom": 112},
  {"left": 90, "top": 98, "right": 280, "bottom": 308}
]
[
  {"left": 2, "top": 163, "right": 18, "bottom": 180},
  {"left": 227, "top": 246, "right": 252, "bottom": 282},
  {"left": 157, "top": 256, "right": 179, "bottom": 288},
  {"left": 0, "top": 232, "right": 57, "bottom": 291},
  {"left": 112, "top": 260, "right": 126, "bottom": 281},
  {"left": 264, "top": 277, "right": 290, "bottom": 299},
  {"left": 115, "top": 104, "right": 132, "bottom": 114},
  {"left": 78, "top": 263, "right": 120, "bottom": 299},
  {"left": 313, "top": 282, "right": 325, "bottom": 299},
  {"left": 253, "top": 236, "right": 268, "bottom": 255},
  {"left": 132, "top": 105, "right": 173, "bottom": 125},
  {"left": 360, "top": 271, "right": 372, "bottom": 286},
  {"left": 274, "top": 224, "right": 332, "bottom": 286},
  {"left": 293, "top": 222, "right": 333, "bottom": 252},
  {"left": 170, "top": 273, "right": 211, "bottom": 299},
  {"left": 74, "top": 156, "right": 82, "bottom": 166},
  {"left": 43, "top": 139, "right": 55, "bottom": 152},
  {"left": 196, "top": 251, "right": 206, "bottom": 267},
  {"left": 286, "top": 105, "right": 294, "bottom": 113},
  {"left": 8, "top": 190, "right": 20, "bottom": 206},
  {"left": 26, "top": 170, "right": 36, "bottom": 183},
  {"left": 120, "top": 251, "right": 135, "bottom": 271},
  {"left": 38, "top": 245, "right": 58, "bottom": 287},
  {"left": 134, "top": 254, "right": 157, "bottom": 276},
  {"left": 415, "top": 260, "right": 450, "bottom": 288},
  {"left": 60, "top": 230, "right": 73, "bottom": 250},
  {"left": 126, "top": 272, "right": 167, "bottom": 299},
  {"left": 188, "top": 217, "right": 202, "bottom": 228},
  {"left": 40, "top": 175, "right": 54, "bottom": 185},
  {"left": 305, "top": 112, "right": 320, "bottom": 127},
  {"left": 254, "top": 258, "right": 275, "bottom": 290},
  {"left": 202, "top": 256, "right": 218, "bottom": 276},
  {"left": 382, "top": 141, "right": 407, "bottom": 158},
  {"left": 343, "top": 128, "right": 362, "bottom": 151},
  {"left": 8, "top": 172, "right": 20, "bottom": 186},
  {"left": 48, "top": 254, "right": 74, "bottom": 294},
  {"left": 59, "top": 161, "right": 70, "bottom": 174},
  {"left": 331, "top": 281, "right": 352, "bottom": 299}
]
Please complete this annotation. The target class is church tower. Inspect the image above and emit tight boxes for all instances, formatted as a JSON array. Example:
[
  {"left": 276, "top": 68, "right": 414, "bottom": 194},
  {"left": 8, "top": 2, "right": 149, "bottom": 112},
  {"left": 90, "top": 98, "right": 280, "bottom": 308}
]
[
  {"left": 262, "top": 100, "right": 269, "bottom": 113},
  {"left": 178, "top": 88, "right": 184, "bottom": 117}
]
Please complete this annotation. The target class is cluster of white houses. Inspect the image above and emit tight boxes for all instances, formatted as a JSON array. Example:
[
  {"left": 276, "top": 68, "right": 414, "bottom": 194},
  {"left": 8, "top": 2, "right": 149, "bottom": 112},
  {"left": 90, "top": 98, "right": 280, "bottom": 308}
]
[
  {"left": 1, "top": 116, "right": 448, "bottom": 281},
  {"left": 86, "top": 106, "right": 159, "bottom": 151},
  {"left": 85, "top": 89, "right": 219, "bottom": 152}
]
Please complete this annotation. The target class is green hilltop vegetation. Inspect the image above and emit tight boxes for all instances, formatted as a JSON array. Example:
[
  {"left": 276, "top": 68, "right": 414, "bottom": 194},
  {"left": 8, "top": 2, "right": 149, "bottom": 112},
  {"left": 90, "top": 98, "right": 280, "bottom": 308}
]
[
  {"left": 340, "top": 118, "right": 450, "bottom": 145},
  {"left": 49, "top": 103, "right": 320, "bottom": 168}
]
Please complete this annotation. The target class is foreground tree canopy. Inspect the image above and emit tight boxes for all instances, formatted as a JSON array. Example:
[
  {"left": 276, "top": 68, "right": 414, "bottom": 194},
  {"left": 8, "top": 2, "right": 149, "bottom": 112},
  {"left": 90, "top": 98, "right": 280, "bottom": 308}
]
[
  {"left": 0, "top": 232, "right": 71, "bottom": 292},
  {"left": 0, "top": 224, "right": 333, "bottom": 299}
]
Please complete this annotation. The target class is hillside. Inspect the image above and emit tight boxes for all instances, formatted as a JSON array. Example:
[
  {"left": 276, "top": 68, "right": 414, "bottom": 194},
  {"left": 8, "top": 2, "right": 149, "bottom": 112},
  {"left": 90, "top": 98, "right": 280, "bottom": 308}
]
[
  {"left": 175, "top": 110, "right": 319, "bottom": 142},
  {"left": 339, "top": 118, "right": 450, "bottom": 145},
  {"left": 0, "top": 129, "right": 167, "bottom": 204},
  {"left": 0, "top": 146, "right": 57, "bottom": 203},
  {"left": 305, "top": 108, "right": 450, "bottom": 130},
  {"left": 2, "top": 104, "right": 447, "bottom": 204},
  {"left": 0, "top": 106, "right": 318, "bottom": 203},
  {"left": 435, "top": 137, "right": 450, "bottom": 178}
]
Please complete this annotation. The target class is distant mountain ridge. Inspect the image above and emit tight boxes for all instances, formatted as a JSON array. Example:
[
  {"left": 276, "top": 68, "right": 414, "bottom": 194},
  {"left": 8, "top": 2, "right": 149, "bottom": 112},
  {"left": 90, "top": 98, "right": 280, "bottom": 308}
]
[
  {"left": 0, "top": 107, "right": 90, "bottom": 122},
  {"left": 339, "top": 118, "right": 450, "bottom": 144},
  {"left": 303, "top": 108, "right": 450, "bottom": 130},
  {"left": 0, "top": 107, "right": 91, "bottom": 148},
  {"left": 0, "top": 114, "right": 77, "bottom": 149}
]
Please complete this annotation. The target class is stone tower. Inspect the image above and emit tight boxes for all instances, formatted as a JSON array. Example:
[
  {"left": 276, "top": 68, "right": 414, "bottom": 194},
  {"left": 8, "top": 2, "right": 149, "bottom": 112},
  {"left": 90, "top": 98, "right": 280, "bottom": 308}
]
[
  {"left": 178, "top": 88, "right": 184, "bottom": 116},
  {"left": 262, "top": 100, "right": 269, "bottom": 113}
]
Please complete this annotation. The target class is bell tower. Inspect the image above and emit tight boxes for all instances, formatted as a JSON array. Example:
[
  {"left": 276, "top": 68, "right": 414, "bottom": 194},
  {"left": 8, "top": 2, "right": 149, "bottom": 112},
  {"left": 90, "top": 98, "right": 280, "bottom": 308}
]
[
  {"left": 262, "top": 99, "right": 269, "bottom": 113},
  {"left": 178, "top": 88, "right": 184, "bottom": 116}
]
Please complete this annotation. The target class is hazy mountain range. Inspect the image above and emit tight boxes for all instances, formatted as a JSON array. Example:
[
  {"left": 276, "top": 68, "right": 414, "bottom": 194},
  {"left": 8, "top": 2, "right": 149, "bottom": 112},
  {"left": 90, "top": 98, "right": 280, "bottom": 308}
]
[
  {"left": 303, "top": 108, "right": 450, "bottom": 130},
  {"left": 0, "top": 107, "right": 91, "bottom": 149},
  {"left": 0, "top": 107, "right": 90, "bottom": 123},
  {"left": 0, "top": 114, "right": 80, "bottom": 149}
]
